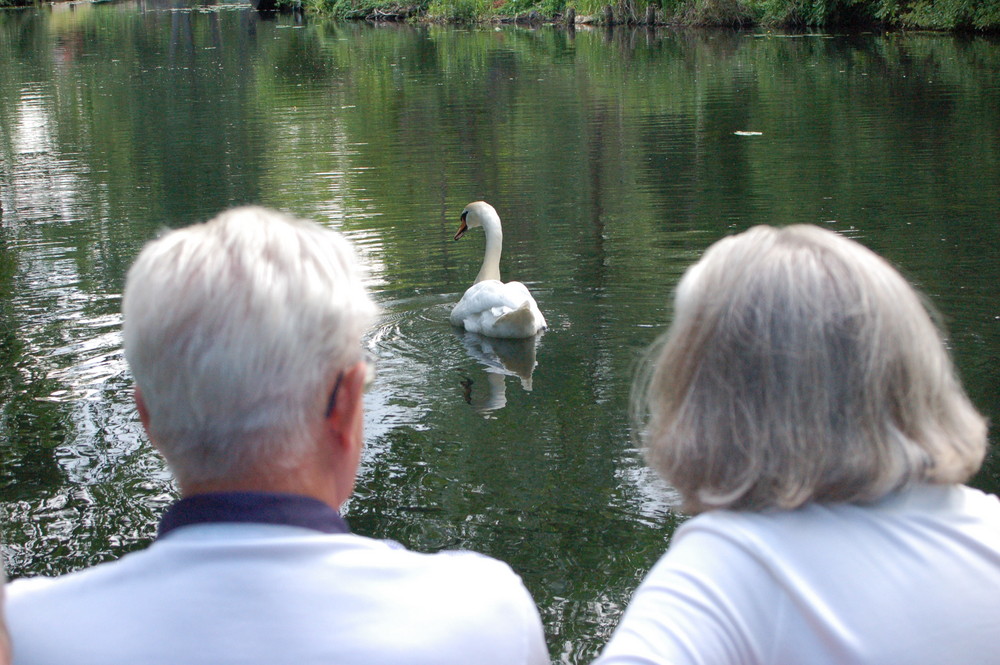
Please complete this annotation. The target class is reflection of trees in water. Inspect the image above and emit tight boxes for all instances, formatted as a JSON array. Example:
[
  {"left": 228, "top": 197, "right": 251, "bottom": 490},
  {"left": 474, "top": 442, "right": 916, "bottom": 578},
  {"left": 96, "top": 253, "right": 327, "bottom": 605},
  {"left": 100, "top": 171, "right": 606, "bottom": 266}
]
[{"left": 0, "top": 7, "right": 179, "bottom": 578}]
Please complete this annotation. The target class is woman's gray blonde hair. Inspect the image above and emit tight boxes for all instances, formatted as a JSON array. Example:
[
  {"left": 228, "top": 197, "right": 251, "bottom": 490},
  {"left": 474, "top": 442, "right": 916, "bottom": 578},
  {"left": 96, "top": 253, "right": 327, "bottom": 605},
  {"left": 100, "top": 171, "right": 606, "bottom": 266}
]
[{"left": 636, "top": 225, "right": 987, "bottom": 513}]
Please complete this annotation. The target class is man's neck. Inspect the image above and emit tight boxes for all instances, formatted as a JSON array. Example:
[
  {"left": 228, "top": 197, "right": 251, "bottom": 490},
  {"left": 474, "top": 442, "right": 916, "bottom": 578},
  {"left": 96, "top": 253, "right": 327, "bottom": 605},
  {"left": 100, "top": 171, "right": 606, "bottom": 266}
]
[
  {"left": 181, "top": 464, "right": 343, "bottom": 511},
  {"left": 157, "top": 491, "right": 351, "bottom": 538}
]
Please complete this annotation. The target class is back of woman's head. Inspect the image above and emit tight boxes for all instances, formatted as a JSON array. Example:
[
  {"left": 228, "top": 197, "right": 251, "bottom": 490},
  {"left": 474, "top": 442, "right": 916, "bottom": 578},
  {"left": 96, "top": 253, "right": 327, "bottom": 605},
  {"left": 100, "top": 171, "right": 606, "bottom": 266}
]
[{"left": 638, "top": 225, "right": 987, "bottom": 513}]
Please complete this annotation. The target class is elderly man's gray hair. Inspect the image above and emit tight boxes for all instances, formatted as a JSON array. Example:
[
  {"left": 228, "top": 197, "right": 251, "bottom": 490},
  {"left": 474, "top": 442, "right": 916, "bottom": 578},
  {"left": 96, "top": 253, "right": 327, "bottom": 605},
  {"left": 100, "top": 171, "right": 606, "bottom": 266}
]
[
  {"left": 123, "top": 207, "right": 377, "bottom": 485},
  {"left": 636, "top": 224, "right": 987, "bottom": 513}
]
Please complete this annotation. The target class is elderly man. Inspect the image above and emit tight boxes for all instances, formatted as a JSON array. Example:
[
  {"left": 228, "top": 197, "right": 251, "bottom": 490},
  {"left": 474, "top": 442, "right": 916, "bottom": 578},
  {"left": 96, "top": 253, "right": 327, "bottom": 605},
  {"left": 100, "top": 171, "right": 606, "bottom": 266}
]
[
  {"left": 1, "top": 566, "right": 10, "bottom": 665},
  {"left": 5, "top": 207, "right": 549, "bottom": 665}
]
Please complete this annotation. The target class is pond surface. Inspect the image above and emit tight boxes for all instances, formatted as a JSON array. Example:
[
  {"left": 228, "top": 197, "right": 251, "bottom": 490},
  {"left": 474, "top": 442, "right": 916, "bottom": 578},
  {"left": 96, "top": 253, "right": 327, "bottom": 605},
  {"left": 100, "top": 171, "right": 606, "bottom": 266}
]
[{"left": 1, "top": 4, "right": 999, "bottom": 661}]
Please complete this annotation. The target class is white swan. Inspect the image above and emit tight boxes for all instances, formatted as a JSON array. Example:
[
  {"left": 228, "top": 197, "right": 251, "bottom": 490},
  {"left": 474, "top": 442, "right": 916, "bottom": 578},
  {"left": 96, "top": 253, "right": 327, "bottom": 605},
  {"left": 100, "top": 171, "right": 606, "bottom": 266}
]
[{"left": 450, "top": 201, "right": 546, "bottom": 339}]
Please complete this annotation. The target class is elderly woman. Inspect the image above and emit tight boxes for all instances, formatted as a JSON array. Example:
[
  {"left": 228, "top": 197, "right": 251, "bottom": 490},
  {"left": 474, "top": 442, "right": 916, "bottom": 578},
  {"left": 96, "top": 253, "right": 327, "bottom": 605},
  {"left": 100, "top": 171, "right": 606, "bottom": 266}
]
[{"left": 596, "top": 225, "right": 998, "bottom": 664}]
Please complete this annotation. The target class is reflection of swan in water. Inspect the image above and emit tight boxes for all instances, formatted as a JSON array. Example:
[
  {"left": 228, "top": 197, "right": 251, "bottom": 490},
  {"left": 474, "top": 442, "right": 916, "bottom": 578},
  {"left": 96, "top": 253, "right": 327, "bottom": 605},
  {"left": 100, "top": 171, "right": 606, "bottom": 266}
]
[
  {"left": 460, "top": 373, "right": 510, "bottom": 413},
  {"left": 456, "top": 329, "right": 541, "bottom": 412}
]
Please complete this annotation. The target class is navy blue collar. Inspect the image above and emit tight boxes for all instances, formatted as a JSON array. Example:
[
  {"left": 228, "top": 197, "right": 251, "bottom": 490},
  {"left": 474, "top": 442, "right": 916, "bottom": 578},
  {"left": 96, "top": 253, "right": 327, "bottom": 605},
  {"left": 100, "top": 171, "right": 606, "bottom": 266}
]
[{"left": 157, "top": 491, "right": 351, "bottom": 538}]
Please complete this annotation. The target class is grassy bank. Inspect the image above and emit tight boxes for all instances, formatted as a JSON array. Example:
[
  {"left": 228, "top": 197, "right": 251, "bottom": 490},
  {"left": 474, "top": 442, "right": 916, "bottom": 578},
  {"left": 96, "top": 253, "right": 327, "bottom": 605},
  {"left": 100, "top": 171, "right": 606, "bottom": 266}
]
[
  {"left": 298, "top": 0, "right": 1000, "bottom": 30},
  {"left": 2, "top": 0, "right": 995, "bottom": 31}
]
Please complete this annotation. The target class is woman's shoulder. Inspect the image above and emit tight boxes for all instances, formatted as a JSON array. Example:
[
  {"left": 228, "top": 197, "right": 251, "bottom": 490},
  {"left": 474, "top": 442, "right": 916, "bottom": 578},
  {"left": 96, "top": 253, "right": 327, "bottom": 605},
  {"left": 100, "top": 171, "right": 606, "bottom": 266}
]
[{"left": 669, "top": 483, "right": 1000, "bottom": 568}]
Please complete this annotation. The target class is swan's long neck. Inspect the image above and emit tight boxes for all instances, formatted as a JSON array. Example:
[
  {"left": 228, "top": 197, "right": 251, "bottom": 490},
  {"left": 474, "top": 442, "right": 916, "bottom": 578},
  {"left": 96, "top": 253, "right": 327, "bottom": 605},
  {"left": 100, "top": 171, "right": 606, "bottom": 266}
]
[{"left": 475, "top": 214, "right": 503, "bottom": 283}]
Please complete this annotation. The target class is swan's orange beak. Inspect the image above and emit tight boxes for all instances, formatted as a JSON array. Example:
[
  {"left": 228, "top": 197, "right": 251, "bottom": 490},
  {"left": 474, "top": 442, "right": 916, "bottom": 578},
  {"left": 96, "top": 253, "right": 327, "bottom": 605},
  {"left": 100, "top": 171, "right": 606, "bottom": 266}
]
[{"left": 454, "top": 213, "right": 469, "bottom": 241}]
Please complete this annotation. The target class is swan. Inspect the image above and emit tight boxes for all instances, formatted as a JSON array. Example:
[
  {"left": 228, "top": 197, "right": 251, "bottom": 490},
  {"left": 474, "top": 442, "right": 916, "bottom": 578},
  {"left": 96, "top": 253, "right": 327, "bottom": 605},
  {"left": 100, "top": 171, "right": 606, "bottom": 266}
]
[{"left": 450, "top": 201, "right": 546, "bottom": 339}]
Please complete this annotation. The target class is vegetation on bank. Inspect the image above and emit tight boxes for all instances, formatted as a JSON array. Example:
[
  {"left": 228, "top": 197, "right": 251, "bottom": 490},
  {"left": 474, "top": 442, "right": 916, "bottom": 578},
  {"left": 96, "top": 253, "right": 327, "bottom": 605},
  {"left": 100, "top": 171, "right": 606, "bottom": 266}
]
[
  {"left": 1, "top": 0, "right": 997, "bottom": 30},
  {"left": 296, "top": 0, "right": 1000, "bottom": 30}
]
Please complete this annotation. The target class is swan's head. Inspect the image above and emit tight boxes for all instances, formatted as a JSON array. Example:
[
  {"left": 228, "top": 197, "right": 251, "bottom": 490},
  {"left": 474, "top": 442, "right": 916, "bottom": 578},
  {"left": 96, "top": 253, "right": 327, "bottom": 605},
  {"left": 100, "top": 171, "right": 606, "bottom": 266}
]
[{"left": 454, "top": 201, "right": 500, "bottom": 241}]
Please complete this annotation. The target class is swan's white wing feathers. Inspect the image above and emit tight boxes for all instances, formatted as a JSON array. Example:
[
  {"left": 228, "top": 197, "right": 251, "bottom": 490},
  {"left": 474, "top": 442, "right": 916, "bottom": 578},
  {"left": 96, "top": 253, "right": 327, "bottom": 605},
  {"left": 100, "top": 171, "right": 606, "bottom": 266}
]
[{"left": 451, "top": 280, "right": 546, "bottom": 339}]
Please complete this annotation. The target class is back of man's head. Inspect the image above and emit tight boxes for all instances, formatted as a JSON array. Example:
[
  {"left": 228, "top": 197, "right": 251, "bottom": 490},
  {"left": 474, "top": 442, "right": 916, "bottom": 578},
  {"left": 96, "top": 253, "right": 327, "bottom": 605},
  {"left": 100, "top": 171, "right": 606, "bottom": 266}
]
[{"left": 123, "top": 207, "right": 377, "bottom": 486}]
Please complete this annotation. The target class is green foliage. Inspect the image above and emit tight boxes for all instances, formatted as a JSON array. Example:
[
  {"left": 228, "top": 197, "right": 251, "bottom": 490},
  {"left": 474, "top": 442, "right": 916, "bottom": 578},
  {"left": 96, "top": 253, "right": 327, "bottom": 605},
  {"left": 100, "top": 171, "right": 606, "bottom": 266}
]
[
  {"left": 494, "top": 0, "right": 565, "bottom": 19},
  {"left": 538, "top": 0, "right": 566, "bottom": 16},
  {"left": 678, "top": 0, "right": 755, "bottom": 25},
  {"left": 746, "top": 0, "right": 876, "bottom": 26},
  {"left": 567, "top": 0, "right": 606, "bottom": 16},
  {"left": 735, "top": 0, "right": 1000, "bottom": 27},
  {"left": 297, "top": 0, "right": 1000, "bottom": 27},
  {"left": 302, "top": 0, "right": 370, "bottom": 18},
  {"left": 427, "top": 0, "right": 491, "bottom": 20},
  {"left": 563, "top": 0, "right": 669, "bottom": 22},
  {"left": 656, "top": 0, "right": 689, "bottom": 19},
  {"left": 892, "top": 0, "right": 1000, "bottom": 30},
  {"left": 304, "top": 0, "right": 431, "bottom": 18}
]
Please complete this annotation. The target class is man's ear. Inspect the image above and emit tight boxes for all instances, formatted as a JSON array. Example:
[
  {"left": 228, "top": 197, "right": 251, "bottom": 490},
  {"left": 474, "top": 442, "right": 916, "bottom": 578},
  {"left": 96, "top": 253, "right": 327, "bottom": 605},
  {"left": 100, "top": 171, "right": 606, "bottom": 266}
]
[
  {"left": 134, "top": 385, "right": 163, "bottom": 454},
  {"left": 324, "top": 361, "right": 366, "bottom": 445},
  {"left": 135, "top": 385, "right": 151, "bottom": 432},
  {"left": 322, "top": 361, "right": 367, "bottom": 507}
]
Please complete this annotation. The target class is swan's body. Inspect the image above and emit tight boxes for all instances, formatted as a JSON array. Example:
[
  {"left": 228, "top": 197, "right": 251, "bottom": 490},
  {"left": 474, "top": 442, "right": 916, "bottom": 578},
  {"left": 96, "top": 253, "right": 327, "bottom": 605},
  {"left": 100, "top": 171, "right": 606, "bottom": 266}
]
[
  {"left": 451, "top": 281, "right": 543, "bottom": 338},
  {"left": 450, "top": 201, "right": 546, "bottom": 339}
]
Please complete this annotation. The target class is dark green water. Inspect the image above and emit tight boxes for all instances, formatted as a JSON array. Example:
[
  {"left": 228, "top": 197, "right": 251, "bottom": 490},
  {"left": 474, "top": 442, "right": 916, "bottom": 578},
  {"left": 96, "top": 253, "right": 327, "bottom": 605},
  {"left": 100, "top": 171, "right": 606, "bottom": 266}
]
[{"left": 1, "top": 5, "right": 998, "bottom": 661}]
